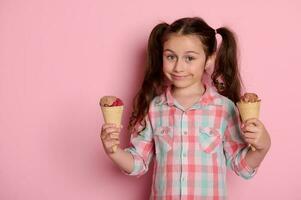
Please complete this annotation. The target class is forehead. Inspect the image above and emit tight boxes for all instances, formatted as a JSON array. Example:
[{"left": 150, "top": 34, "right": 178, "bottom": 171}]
[{"left": 163, "top": 33, "right": 205, "bottom": 53}]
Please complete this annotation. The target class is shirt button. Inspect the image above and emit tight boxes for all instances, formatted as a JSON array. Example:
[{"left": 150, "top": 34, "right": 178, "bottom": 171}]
[
  {"left": 184, "top": 131, "right": 187, "bottom": 135},
  {"left": 183, "top": 153, "right": 187, "bottom": 157}
]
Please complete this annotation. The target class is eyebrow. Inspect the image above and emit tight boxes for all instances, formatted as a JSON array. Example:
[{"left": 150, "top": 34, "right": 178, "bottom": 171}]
[{"left": 163, "top": 49, "right": 200, "bottom": 55}]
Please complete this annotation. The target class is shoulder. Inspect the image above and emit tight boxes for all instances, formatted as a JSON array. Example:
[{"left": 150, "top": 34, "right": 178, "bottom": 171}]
[
  {"left": 208, "top": 87, "right": 233, "bottom": 105},
  {"left": 148, "top": 95, "right": 164, "bottom": 113},
  {"left": 208, "top": 87, "right": 237, "bottom": 116},
  {"left": 149, "top": 91, "right": 167, "bottom": 107},
  {"left": 151, "top": 95, "right": 163, "bottom": 105}
]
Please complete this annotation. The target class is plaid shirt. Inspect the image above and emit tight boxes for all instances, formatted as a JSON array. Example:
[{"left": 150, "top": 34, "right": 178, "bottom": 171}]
[{"left": 124, "top": 85, "right": 256, "bottom": 200}]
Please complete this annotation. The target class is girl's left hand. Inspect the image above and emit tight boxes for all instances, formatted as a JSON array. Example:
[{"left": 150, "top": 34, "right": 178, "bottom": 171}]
[{"left": 241, "top": 118, "right": 271, "bottom": 152}]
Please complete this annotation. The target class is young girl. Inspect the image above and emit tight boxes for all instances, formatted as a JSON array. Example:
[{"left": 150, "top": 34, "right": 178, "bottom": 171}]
[{"left": 100, "top": 17, "right": 271, "bottom": 199}]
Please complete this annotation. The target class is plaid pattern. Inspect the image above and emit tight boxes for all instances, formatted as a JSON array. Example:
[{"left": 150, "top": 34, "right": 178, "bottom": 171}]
[{"left": 124, "top": 85, "right": 256, "bottom": 200}]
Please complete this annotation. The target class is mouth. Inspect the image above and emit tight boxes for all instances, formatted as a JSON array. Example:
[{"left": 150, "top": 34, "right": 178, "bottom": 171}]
[{"left": 171, "top": 74, "right": 190, "bottom": 80}]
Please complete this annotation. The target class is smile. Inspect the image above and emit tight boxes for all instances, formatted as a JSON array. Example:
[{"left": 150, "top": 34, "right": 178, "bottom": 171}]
[{"left": 171, "top": 74, "right": 190, "bottom": 80}]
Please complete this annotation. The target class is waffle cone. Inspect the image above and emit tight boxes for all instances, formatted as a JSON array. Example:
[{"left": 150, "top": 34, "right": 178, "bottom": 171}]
[
  {"left": 236, "top": 101, "right": 260, "bottom": 122},
  {"left": 101, "top": 106, "right": 124, "bottom": 125}
]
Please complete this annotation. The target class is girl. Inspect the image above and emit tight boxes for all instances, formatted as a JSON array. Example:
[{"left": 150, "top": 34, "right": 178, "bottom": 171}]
[{"left": 100, "top": 17, "right": 271, "bottom": 199}]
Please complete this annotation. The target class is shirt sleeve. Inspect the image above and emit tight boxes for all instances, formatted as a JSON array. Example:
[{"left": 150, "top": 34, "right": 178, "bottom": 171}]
[
  {"left": 122, "top": 113, "right": 155, "bottom": 177},
  {"left": 223, "top": 101, "right": 257, "bottom": 180}
]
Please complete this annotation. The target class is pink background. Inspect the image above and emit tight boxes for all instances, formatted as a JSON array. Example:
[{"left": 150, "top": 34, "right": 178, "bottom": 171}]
[{"left": 1, "top": 0, "right": 300, "bottom": 199}]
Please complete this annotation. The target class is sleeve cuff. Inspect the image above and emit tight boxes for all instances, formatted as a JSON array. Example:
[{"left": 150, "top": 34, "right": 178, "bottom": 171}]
[
  {"left": 241, "top": 157, "right": 257, "bottom": 176},
  {"left": 239, "top": 146, "right": 258, "bottom": 179},
  {"left": 121, "top": 148, "right": 143, "bottom": 176}
]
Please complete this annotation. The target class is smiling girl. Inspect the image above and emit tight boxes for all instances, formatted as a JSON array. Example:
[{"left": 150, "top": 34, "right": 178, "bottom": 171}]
[{"left": 100, "top": 17, "right": 271, "bottom": 200}]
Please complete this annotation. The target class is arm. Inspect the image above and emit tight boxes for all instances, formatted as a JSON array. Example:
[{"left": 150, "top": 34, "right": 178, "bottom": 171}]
[
  {"left": 101, "top": 114, "right": 155, "bottom": 176},
  {"left": 241, "top": 118, "right": 271, "bottom": 169},
  {"left": 101, "top": 123, "right": 134, "bottom": 174},
  {"left": 223, "top": 102, "right": 258, "bottom": 179},
  {"left": 108, "top": 147, "right": 135, "bottom": 174}
]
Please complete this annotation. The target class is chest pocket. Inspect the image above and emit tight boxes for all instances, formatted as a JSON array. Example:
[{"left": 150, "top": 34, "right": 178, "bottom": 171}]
[
  {"left": 199, "top": 127, "right": 222, "bottom": 154},
  {"left": 154, "top": 127, "right": 173, "bottom": 154}
]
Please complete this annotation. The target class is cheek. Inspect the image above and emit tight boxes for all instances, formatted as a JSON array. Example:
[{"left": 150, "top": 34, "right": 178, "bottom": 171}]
[
  {"left": 191, "top": 63, "right": 206, "bottom": 75},
  {"left": 162, "top": 61, "right": 171, "bottom": 72}
]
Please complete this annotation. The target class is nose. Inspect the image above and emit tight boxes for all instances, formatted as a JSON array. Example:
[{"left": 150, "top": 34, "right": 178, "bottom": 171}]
[{"left": 173, "top": 59, "right": 184, "bottom": 72}]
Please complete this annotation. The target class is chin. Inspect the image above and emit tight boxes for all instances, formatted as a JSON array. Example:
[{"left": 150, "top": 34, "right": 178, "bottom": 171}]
[
  {"left": 171, "top": 79, "right": 202, "bottom": 89},
  {"left": 171, "top": 81, "right": 192, "bottom": 88}
]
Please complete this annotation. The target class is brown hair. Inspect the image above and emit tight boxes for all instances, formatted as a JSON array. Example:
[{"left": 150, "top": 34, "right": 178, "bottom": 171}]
[{"left": 128, "top": 17, "right": 242, "bottom": 132}]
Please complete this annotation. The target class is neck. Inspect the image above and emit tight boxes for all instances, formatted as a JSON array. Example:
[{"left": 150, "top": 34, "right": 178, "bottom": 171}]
[{"left": 171, "top": 82, "right": 205, "bottom": 98}]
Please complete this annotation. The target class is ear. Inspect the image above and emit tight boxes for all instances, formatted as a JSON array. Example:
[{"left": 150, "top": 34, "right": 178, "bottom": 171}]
[{"left": 204, "top": 53, "right": 216, "bottom": 73}]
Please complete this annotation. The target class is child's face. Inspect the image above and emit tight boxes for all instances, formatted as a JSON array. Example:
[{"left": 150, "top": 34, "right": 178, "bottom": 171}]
[{"left": 162, "top": 34, "right": 209, "bottom": 90}]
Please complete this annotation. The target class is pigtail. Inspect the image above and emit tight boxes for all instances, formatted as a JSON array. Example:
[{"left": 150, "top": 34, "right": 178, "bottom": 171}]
[
  {"left": 212, "top": 27, "right": 242, "bottom": 103},
  {"left": 128, "top": 22, "right": 169, "bottom": 133}
]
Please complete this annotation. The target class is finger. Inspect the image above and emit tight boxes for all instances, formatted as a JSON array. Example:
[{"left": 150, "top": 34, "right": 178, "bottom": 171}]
[
  {"left": 242, "top": 132, "right": 257, "bottom": 139},
  {"left": 244, "top": 137, "right": 255, "bottom": 145},
  {"left": 103, "top": 127, "right": 121, "bottom": 135},
  {"left": 110, "top": 132, "right": 120, "bottom": 138},
  {"left": 244, "top": 118, "right": 262, "bottom": 127},
  {"left": 103, "top": 133, "right": 120, "bottom": 142},
  {"left": 100, "top": 128, "right": 111, "bottom": 139},
  {"left": 249, "top": 144, "right": 256, "bottom": 151},
  {"left": 101, "top": 129, "right": 116, "bottom": 140},
  {"left": 104, "top": 125, "right": 122, "bottom": 131},
  {"left": 107, "top": 133, "right": 120, "bottom": 139},
  {"left": 107, "top": 142, "right": 120, "bottom": 153},
  {"left": 101, "top": 129, "right": 121, "bottom": 141},
  {"left": 101, "top": 125, "right": 116, "bottom": 137},
  {"left": 243, "top": 125, "right": 260, "bottom": 133},
  {"left": 241, "top": 123, "right": 253, "bottom": 131},
  {"left": 102, "top": 123, "right": 117, "bottom": 130},
  {"left": 112, "top": 145, "right": 117, "bottom": 153},
  {"left": 109, "top": 145, "right": 118, "bottom": 154},
  {"left": 103, "top": 140, "right": 120, "bottom": 153},
  {"left": 106, "top": 138, "right": 120, "bottom": 145},
  {"left": 107, "top": 140, "right": 120, "bottom": 150}
]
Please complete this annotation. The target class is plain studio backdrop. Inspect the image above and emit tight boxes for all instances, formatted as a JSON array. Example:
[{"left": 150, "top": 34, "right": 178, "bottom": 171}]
[{"left": 1, "top": 0, "right": 300, "bottom": 199}]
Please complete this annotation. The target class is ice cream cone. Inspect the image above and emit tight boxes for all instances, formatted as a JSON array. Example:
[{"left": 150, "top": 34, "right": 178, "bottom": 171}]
[
  {"left": 236, "top": 101, "right": 260, "bottom": 151},
  {"left": 101, "top": 106, "right": 124, "bottom": 125},
  {"left": 236, "top": 101, "right": 260, "bottom": 122},
  {"left": 100, "top": 105, "right": 124, "bottom": 153}
]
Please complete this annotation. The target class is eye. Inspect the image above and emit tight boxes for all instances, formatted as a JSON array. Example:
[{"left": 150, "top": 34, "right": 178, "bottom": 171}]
[
  {"left": 185, "top": 56, "right": 195, "bottom": 62},
  {"left": 166, "top": 54, "right": 176, "bottom": 61}
]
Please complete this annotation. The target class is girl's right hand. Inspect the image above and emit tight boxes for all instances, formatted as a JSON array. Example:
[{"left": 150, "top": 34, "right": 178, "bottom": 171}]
[{"left": 100, "top": 123, "right": 122, "bottom": 154}]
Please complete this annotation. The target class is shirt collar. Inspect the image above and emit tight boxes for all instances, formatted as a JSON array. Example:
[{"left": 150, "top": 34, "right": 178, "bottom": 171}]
[{"left": 155, "top": 84, "right": 223, "bottom": 107}]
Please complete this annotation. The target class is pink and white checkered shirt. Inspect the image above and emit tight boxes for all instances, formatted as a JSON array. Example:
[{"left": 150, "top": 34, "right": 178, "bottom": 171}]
[{"left": 124, "top": 85, "right": 256, "bottom": 200}]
